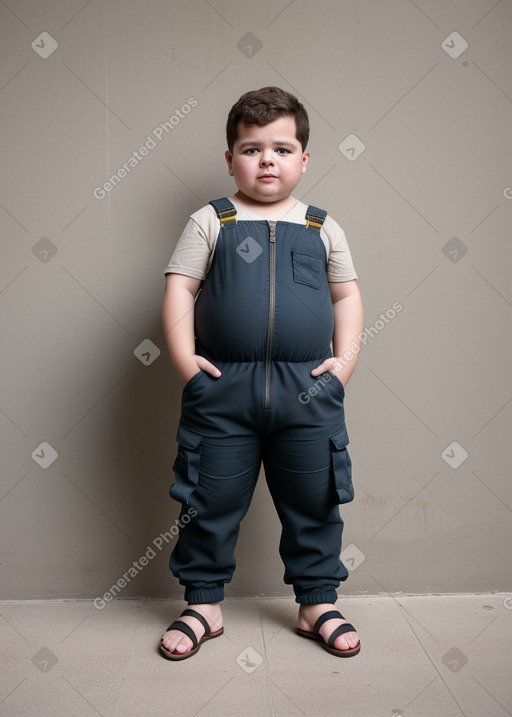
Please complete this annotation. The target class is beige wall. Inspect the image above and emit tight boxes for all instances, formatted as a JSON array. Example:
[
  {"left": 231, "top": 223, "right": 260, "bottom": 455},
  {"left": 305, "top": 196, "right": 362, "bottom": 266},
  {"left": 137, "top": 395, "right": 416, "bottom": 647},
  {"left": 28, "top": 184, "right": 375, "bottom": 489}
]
[{"left": 1, "top": 0, "right": 511, "bottom": 601}]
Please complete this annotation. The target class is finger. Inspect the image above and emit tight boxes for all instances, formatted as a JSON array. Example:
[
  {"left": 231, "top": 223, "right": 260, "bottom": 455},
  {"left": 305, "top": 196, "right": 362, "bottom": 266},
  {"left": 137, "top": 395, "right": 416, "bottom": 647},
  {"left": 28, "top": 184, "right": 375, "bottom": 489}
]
[
  {"left": 196, "top": 356, "right": 222, "bottom": 378},
  {"left": 311, "top": 360, "right": 333, "bottom": 376}
]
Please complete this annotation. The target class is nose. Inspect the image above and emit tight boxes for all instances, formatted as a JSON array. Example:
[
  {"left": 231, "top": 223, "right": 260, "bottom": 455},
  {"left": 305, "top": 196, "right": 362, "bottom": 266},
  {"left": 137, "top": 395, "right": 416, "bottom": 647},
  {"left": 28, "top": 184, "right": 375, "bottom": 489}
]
[{"left": 260, "top": 151, "right": 274, "bottom": 166}]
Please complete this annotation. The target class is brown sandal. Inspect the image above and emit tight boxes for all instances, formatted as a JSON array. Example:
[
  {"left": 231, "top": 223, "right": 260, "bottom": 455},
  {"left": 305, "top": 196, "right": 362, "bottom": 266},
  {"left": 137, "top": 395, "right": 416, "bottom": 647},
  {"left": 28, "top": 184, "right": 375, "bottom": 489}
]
[
  {"left": 297, "top": 609, "right": 360, "bottom": 657},
  {"left": 160, "top": 608, "right": 224, "bottom": 661}
]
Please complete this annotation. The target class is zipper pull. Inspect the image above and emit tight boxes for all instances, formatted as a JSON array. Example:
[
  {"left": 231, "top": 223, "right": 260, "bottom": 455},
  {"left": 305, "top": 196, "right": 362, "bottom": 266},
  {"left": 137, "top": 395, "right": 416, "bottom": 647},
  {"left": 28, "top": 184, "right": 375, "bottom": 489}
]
[{"left": 268, "top": 220, "right": 276, "bottom": 242}]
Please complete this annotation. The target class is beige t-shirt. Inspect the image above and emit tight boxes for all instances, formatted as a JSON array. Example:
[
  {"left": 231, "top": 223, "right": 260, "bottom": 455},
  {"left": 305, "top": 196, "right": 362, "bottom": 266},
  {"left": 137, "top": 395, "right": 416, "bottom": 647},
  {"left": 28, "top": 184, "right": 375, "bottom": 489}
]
[{"left": 165, "top": 198, "right": 357, "bottom": 282}]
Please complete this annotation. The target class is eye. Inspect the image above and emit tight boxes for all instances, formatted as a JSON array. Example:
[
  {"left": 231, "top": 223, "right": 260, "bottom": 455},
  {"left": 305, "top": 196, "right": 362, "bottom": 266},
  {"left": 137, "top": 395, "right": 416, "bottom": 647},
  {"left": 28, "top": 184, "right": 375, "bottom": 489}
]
[
  {"left": 244, "top": 147, "right": 259, "bottom": 155},
  {"left": 276, "top": 148, "right": 290, "bottom": 155}
]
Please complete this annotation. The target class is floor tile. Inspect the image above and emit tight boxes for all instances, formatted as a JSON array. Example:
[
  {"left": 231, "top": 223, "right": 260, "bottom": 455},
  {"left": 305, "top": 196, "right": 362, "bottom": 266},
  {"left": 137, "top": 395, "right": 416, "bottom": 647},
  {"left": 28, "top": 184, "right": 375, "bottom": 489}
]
[{"left": 1, "top": 595, "right": 511, "bottom": 716}]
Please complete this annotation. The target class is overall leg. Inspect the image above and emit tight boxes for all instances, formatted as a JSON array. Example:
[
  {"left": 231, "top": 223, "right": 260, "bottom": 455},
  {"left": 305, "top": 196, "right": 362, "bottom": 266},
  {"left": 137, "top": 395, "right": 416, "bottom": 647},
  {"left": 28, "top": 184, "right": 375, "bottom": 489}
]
[
  {"left": 168, "top": 363, "right": 263, "bottom": 602},
  {"left": 162, "top": 363, "right": 263, "bottom": 658},
  {"left": 170, "top": 433, "right": 262, "bottom": 603},
  {"left": 263, "top": 427, "right": 359, "bottom": 655},
  {"left": 162, "top": 432, "right": 261, "bottom": 658},
  {"left": 262, "top": 428, "right": 347, "bottom": 605},
  {"left": 262, "top": 360, "right": 360, "bottom": 656}
]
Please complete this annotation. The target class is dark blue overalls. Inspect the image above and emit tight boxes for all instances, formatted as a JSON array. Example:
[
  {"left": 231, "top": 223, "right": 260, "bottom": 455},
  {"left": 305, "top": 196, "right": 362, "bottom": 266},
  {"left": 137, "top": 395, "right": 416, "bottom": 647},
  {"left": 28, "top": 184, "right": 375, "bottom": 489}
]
[{"left": 169, "top": 198, "right": 354, "bottom": 605}]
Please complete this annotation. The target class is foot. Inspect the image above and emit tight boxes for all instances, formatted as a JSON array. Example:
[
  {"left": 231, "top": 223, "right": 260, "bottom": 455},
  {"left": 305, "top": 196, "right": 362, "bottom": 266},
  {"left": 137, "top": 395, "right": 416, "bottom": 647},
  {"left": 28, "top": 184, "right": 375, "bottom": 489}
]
[
  {"left": 298, "top": 603, "right": 360, "bottom": 652},
  {"left": 161, "top": 603, "right": 223, "bottom": 657}
]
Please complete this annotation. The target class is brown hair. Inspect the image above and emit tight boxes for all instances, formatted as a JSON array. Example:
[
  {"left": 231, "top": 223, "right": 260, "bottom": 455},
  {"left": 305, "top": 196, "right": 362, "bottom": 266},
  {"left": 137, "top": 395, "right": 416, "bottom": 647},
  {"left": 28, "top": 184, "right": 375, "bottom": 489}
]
[{"left": 226, "top": 86, "right": 309, "bottom": 152}]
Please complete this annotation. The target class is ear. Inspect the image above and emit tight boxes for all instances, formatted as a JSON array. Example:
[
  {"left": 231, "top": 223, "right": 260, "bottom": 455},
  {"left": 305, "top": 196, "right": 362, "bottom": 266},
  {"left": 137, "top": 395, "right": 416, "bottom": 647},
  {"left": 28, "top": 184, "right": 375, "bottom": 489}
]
[
  {"left": 225, "top": 150, "right": 234, "bottom": 176},
  {"left": 301, "top": 151, "right": 310, "bottom": 174}
]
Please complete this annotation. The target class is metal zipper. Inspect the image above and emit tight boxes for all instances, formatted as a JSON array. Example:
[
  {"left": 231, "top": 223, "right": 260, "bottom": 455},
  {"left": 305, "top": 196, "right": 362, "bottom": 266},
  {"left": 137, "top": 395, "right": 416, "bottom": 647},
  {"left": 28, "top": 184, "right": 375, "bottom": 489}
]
[{"left": 264, "top": 221, "right": 277, "bottom": 409}]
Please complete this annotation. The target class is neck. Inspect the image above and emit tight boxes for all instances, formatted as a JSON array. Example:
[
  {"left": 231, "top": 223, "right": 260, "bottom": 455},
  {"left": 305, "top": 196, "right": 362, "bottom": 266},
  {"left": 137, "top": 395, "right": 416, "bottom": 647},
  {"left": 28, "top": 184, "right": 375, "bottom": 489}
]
[{"left": 233, "top": 192, "right": 297, "bottom": 219}]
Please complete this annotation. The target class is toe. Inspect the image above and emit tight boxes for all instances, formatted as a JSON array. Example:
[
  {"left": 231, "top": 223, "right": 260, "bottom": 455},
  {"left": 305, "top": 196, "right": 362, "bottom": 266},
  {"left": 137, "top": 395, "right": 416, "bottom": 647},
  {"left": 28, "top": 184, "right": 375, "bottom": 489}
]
[
  {"left": 333, "top": 630, "right": 359, "bottom": 652},
  {"left": 174, "top": 642, "right": 190, "bottom": 654},
  {"left": 161, "top": 631, "right": 193, "bottom": 656}
]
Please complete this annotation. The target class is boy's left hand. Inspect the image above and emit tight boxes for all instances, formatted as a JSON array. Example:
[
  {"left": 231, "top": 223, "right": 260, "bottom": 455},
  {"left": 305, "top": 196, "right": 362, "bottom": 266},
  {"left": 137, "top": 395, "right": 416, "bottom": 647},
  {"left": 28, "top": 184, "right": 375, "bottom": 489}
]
[{"left": 311, "top": 357, "right": 346, "bottom": 389}]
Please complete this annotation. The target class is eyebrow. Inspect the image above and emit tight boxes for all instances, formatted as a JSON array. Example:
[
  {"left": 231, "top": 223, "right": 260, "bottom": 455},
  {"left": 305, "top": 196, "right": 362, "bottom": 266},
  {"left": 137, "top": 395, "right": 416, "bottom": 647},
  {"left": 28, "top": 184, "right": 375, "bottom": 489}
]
[{"left": 238, "top": 140, "right": 297, "bottom": 150}]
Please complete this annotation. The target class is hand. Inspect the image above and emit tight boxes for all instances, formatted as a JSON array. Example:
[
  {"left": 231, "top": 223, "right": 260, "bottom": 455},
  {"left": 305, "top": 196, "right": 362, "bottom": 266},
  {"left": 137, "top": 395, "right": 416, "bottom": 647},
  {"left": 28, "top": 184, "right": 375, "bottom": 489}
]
[
  {"left": 311, "top": 357, "right": 346, "bottom": 388},
  {"left": 181, "top": 355, "right": 222, "bottom": 387}
]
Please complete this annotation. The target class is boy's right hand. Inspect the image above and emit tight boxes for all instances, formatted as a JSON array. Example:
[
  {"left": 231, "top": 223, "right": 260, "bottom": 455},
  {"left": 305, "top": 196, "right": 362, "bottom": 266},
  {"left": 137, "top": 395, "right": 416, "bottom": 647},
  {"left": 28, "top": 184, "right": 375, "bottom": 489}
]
[{"left": 181, "top": 355, "right": 222, "bottom": 387}]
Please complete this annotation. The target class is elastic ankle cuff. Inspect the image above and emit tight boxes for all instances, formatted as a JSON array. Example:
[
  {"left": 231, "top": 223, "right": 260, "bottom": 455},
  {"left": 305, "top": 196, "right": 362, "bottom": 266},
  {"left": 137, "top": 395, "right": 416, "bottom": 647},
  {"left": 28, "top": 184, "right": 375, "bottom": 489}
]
[
  {"left": 295, "top": 589, "right": 338, "bottom": 605},
  {"left": 184, "top": 586, "right": 224, "bottom": 604}
]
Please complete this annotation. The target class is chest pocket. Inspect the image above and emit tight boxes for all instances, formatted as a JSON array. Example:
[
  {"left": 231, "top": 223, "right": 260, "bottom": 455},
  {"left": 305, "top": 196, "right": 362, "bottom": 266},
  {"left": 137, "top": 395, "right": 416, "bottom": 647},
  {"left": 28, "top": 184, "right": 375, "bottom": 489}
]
[{"left": 292, "top": 251, "right": 325, "bottom": 290}]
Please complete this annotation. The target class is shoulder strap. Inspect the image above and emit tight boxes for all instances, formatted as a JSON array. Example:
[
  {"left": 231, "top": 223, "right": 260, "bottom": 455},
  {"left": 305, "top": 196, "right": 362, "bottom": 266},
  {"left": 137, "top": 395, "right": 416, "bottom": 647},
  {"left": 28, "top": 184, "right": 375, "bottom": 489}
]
[
  {"left": 209, "top": 197, "right": 237, "bottom": 228},
  {"left": 305, "top": 205, "right": 327, "bottom": 233}
]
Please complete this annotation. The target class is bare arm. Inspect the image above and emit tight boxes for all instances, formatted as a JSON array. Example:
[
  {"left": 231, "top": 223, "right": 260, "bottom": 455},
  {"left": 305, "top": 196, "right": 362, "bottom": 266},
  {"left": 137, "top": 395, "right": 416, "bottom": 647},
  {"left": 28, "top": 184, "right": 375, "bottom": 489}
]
[
  {"left": 311, "top": 279, "right": 364, "bottom": 388},
  {"left": 162, "top": 273, "right": 221, "bottom": 387}
]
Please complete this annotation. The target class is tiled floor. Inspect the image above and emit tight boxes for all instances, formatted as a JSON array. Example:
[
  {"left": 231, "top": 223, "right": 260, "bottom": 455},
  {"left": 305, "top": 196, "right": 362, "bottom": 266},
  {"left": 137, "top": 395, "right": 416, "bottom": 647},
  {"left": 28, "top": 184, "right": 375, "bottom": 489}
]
[{"left": 1, "top": 594, "right": 511, "bottom": 716}]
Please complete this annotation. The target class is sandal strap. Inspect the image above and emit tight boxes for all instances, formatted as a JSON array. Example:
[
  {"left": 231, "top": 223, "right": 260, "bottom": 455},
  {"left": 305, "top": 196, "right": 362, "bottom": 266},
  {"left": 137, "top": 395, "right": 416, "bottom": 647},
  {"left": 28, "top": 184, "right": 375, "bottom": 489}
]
[
  {"left": 181, "top": 608, "right": 211, "bottom": 635},
  {"left": 165, "top": 620, "right": 198, "bottom": 648},
  {"left": 164, "top": 609, "right": 212, "bottom": 649},
  {"left": 327, "top": 623, "right": 357, "bottom": 648},
  {"left": 313, "top": 610, "right": 344, "bottom": 633}
]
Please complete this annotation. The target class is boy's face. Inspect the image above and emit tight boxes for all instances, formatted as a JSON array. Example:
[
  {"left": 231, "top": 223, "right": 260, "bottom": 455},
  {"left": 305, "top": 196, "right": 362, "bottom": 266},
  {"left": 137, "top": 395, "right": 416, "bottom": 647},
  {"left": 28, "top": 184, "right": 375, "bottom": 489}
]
[{"left": 225, "top": 116, "right": 309, "bottom": 204}]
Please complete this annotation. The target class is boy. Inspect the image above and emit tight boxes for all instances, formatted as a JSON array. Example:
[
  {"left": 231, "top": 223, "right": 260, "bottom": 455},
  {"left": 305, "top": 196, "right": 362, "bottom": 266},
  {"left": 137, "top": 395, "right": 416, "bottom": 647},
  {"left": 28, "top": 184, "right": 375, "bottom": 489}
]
[{"left": 160, "top": 87, "right": 364, "bottom": 660}]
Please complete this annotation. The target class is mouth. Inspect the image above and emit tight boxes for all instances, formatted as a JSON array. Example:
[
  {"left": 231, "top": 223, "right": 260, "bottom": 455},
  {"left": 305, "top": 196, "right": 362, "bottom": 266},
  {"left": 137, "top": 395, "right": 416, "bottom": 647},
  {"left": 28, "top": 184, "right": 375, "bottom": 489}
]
[{"left": 258, "top": 174, "right": 277, "bottom": 180}]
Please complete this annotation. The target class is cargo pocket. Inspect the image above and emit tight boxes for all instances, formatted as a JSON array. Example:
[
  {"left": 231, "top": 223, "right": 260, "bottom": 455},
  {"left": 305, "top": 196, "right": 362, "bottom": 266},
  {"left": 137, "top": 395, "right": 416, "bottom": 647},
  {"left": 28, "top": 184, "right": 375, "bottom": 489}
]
[
  {"left": 169, "top": 424, "right": 202, "bottom": 504},
  {"left": 330, "top": 425, "right": 354, "bottom": 504},
  {"left": 292, "top": 251, "right": 324, "bottom": 290}
]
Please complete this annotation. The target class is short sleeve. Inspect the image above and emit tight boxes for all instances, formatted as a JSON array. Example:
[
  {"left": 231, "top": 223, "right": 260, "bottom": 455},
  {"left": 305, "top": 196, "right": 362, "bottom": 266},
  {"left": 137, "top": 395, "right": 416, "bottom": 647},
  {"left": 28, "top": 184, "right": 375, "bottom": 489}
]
[
  {"left": 321, "top": 215, "right": 358, "bottom": 282},
  {"left": 164, "top": 205, "right": 220, "bottom": 280}
]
